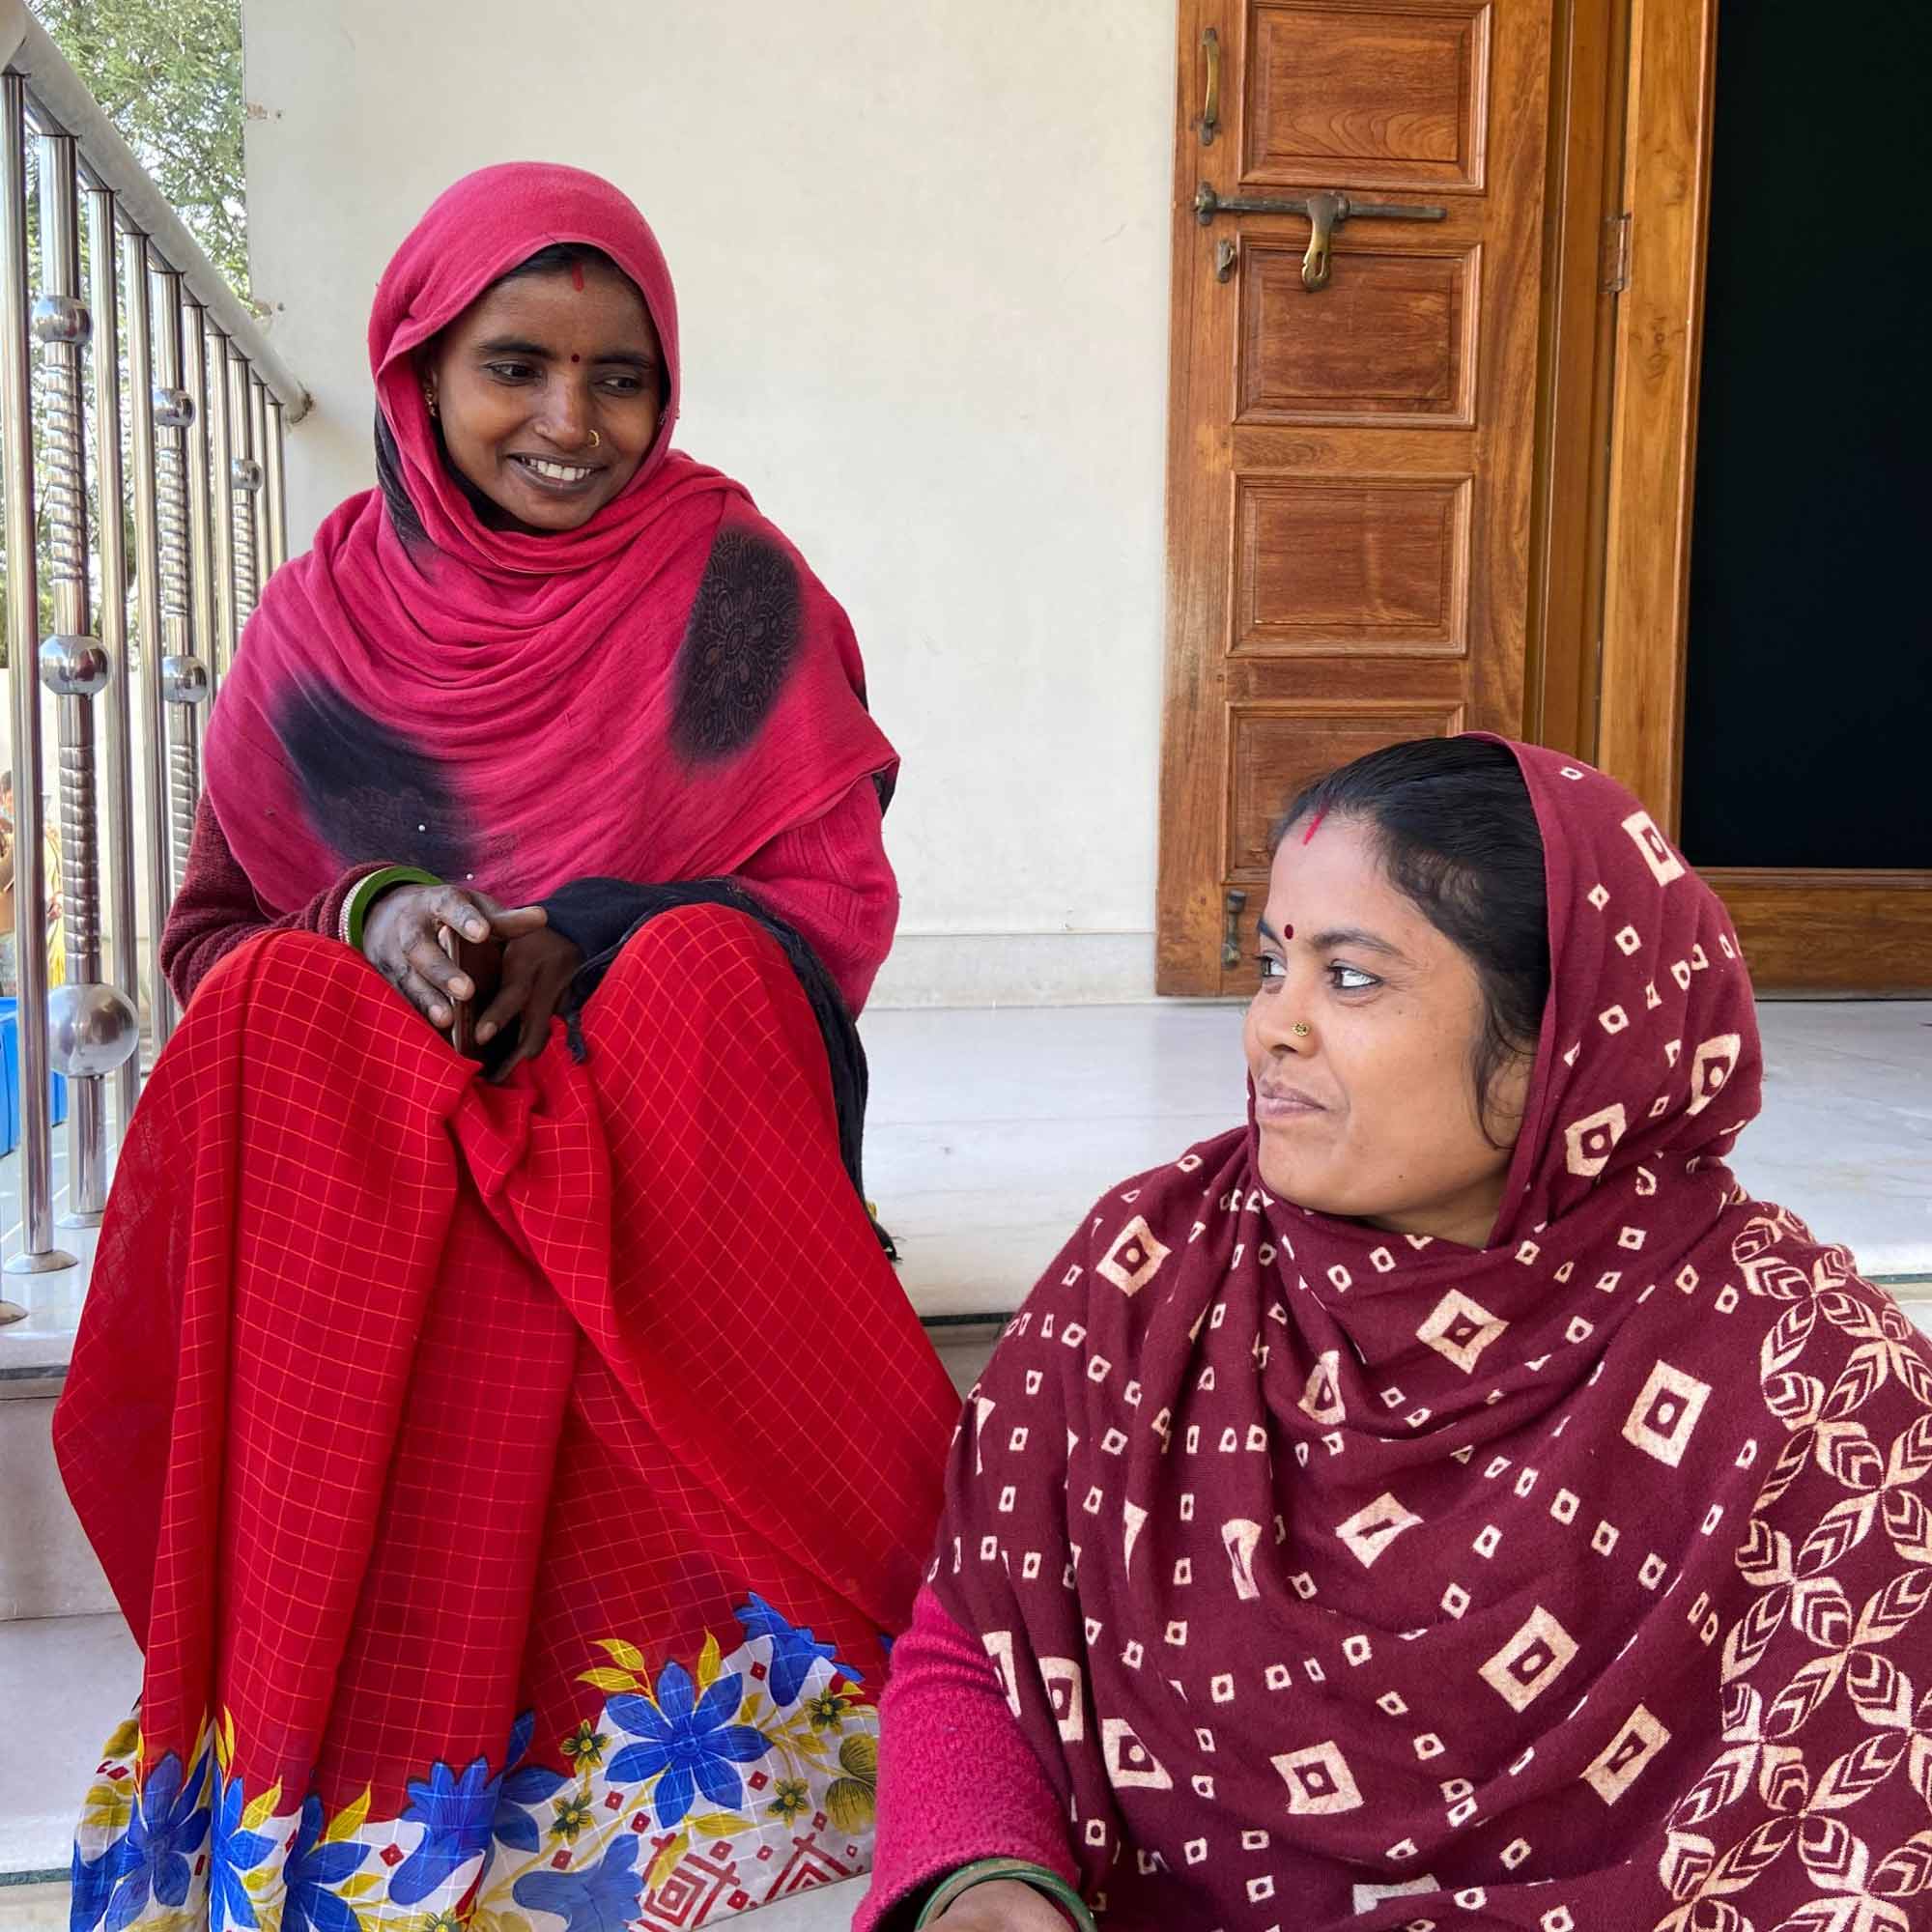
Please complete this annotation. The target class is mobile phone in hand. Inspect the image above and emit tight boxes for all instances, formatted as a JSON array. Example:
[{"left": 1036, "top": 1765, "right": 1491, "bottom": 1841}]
[{"left": 439, "top": 924, "right": 504, "bottom": 1059}]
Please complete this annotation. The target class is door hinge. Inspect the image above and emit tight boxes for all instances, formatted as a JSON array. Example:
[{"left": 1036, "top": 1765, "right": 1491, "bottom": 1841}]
[{"left": 1601, "top": 212, "right": 1632, "bottom": 294}]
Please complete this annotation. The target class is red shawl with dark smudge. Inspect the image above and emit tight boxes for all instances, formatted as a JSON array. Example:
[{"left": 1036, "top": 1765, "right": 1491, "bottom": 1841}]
[
  {"left": 205, "top": 162, "right": 892, "bottom": 914},
  {"left": 929, "top": 739, "right": 1932, "bottom": 1930}
]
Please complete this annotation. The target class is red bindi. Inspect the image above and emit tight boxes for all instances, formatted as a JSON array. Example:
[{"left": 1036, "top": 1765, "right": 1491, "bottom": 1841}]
[
  {"left": 570, "top": 354, "right": 581, "bottom": 363},
  {"left": 1301, "top": 810, "right": 1325, "bottom": 845},
  {"left": 570, "top": 263, "right": 585, "bottom": 292}
]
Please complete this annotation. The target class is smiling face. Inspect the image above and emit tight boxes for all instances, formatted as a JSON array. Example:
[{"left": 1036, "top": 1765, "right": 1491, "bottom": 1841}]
[
  {"left": 421, "top": 258, "right": 664, "bottom": 533},
  {"left": 1244, "top": 814, "right": 1534, "bottom": 1249}
]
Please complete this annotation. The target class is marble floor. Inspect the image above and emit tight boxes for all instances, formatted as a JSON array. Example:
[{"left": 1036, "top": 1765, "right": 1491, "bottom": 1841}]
[
  {"left": 863, "top": 998, "right": 1932, "bottom": 1321},
  {"left": 1, "top": 997, "right": 1927, "bottom": 1921}
]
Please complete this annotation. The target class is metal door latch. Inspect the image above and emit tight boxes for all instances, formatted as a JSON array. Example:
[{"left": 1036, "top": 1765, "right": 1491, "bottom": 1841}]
[
  {"left": 1221, "top": 888, "right": 1248, "bottom": 968},
  {"left": 1196, "top": 184, "right": 1447, "bottom": 290}
]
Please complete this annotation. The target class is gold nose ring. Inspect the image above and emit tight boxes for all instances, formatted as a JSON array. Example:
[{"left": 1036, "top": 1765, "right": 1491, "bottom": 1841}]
[
  {"left": 587, "top": 429, "right": 602, "bottom": 449},
  {"left": 1291, "top": 1022, "right": 1311, "bottom": 1038}
]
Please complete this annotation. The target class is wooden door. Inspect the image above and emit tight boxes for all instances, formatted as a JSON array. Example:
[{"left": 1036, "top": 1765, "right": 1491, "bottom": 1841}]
[{"left": 1157, "top": 0, "right": 1555, "bottom": 994}]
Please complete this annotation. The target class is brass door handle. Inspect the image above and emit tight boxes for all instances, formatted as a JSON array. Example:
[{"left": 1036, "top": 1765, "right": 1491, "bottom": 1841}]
[
  {"left": 1194, "top": 183, "right": 1447, "bottom": 291},
  {"left": 1221, "top": 888, "right": 1248, "bottom": 968},
  {"left": 1200, "top": 27, "right": 1221, "bottom": 147}
]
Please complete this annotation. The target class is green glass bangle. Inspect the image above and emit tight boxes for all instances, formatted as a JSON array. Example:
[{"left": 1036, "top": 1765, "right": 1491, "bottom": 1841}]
[
  {"left": 914, "top": 1858, "right": 1096, "bottom": 1930},
  {"left": 343, "top": 867, "right": 441, "bottom": 952}
]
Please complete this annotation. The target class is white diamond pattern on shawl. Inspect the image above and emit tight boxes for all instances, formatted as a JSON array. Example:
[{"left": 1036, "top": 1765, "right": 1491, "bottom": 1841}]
[
  {"left": 1096, "top": 1215, "right": 1171, "bottom": 1296},
  {"left": 1622, "top": 1360, "right": 1713, "bottom": 1468},
  {"left": 1272, "top": 1740, "right": 1364, "bottom": 1816},
  {"left": 1621, "top": 808, "right": 1687, "bottom": 884},
  {"left": 1418, "top": 1291, "right": 1510, "bottom": 1374},
  {"left": 1686, "top": 1034, "right": 1744, "bottom": 1117},
  {"left": 1039, "top": 1657, "right": 1085, "bottom": 1743},
  {"left": 1564, "top": 1103, "right": 1628, "bottom": 1178},
  {"left": 1582, "top": 1704, "right": 1671, "bottom": 1804},
  {"left": 1102, "top": 1717, "right": 1174, "bottom": 1791},
  {"left": 1335, "top": 1492, "right": 1424, "bottom": 1569},
  {"left": 1480, "top": 1605, "right": 1580, "bottom": 1712},
  {"left": 1299, "top": 1350, "right": 1346, "bottom": 1425}
]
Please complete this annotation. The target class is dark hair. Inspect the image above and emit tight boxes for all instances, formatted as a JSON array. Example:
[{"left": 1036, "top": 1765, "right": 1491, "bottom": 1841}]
[
  {"left": 376, "top": 243, "right": 639, "bottom": 546},
  {"left": 1272, "top": 736, "right": 1550, "bottom": 1142},
  {"left": 497, "top": 242, "right": 618, "bottom": 286}
]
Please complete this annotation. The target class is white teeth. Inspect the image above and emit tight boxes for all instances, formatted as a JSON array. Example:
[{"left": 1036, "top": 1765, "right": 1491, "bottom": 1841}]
[{"left": 525, "top": 458, "right": 592, "bottom": 482}]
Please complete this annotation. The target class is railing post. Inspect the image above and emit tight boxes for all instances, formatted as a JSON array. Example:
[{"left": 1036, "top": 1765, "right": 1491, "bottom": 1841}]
[
  {"left": 33, "top": 128, "right": 139, "bottom": 1230},
  {"left": 148, "top": 266, "right": 208, "bottom": 916},
  {"left": 247, "top": 371, "right": 272, "bottom": 603},
  {"left": 87, "top": 182, "right": 143, "bottom": 1138},
  {"left": 0, "top": 73, "right": 75, "bottom": 1277},
  {"left": 229, "top": 348, "right": 263, "bottom": 637},
  {"left": 206, "top": 324, "right": 237, "bottom": 682},
  {"left": 123, "top": 231, "right": 176, "bottom": 1048},
  {"left": 264, "top": 396, "right": 289, "bottom": 577},
  {"left": 181, "top": 297, "right": 218, "bottom": 703}
]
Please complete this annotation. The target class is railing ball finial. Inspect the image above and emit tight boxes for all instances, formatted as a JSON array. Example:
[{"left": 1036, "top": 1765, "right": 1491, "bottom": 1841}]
[
  {"left": 230, "top": 455, "right": 264, "bottom": 494},
  {"left": 39, "top": 633, "right": 111, "bottom": 698},
  {"left": 161, "top": 655, "right": 211, "bottom": 707},
  {"left": 30, "top": 294, "right": 90, "bottom": 347},
  {"left": 151, "top": 384, "right": 195, "bottom": 429},
  {"left": 45, "top": 981, "right": 141, "bottom": 1081}
]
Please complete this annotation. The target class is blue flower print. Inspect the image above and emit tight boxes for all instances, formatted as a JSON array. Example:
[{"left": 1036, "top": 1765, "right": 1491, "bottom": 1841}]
[
  {"left": 607, "top": 1662, "right": 768, "bottom": 1832},
  {"left": 389, "top": 1755, "right": 502, "bottom": 1907},
  {"left": 99, "top": 1750, "right": 211, "bottom": 1932},
  {"left": 280, "top": 1795, "right": 368, "bottom": 1932},
  {"left": 492, "top": 1710, "right": 567, "bottom": 1856},
  {"left": 735, "top": 1593, "right": 862, "bottom": 1706},
  {"left": 513, "top": 1829, "right": 640, "bottom": 1932},
  {"left": 70, "top": 1833, "right": 138, "bottom": 1932},
  {"left": 208, "top": 1771, "right": 275, "bottom": 1932}
]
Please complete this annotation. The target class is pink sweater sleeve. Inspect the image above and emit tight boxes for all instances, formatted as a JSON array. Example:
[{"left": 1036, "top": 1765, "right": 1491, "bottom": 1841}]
[
  {"left": 855, "top": 1586, "right": 1078, "bottom": 1932},
  {"left": 735, "top": 777, "right": 897, "bottom": 1015},
  {"left": 159, "top": 795, "right": 380, "bottom": 1009}
]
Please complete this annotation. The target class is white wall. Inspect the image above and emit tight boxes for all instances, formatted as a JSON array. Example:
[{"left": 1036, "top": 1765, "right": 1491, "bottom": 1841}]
[{"left": 240, "top": 0, "right": 1178, "bottom": 1006}]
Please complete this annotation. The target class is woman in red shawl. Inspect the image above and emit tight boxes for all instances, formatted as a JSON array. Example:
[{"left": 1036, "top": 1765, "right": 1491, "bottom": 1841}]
[
  {"left": 863, "top": 736, "right": 1932, "bottom": 1932},
  {"left": 55, "top": 164, "right": 958, "bottom": 1932}
]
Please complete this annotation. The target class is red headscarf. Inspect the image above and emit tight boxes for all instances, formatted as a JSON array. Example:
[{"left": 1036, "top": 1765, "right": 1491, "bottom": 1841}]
[
  {"left": 205, "top": 162, "right": 893, "bottom": 913},
  {"left": 927, "top": 739, "right": 1932, "bottom": 1929}
]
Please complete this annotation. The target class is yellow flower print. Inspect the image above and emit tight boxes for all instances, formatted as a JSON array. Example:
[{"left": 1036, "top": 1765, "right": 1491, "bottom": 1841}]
[
  {"left": 550, "top": 1790, "right": 596, "bottom": 1843},
  {"left": 559, "top": 1720, "right": 609, "bottom": 1772},
  {"left": 805, "top": 1690, "right": 852, "bottom": 1731},
  {"left": 766, "top": 1778, "right": 810, "bottom": 1824}
]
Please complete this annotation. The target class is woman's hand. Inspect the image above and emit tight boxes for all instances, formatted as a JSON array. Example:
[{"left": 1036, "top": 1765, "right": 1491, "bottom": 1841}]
[
  {"left": 361, "top": 884, "right": 545, "bottom": 1033},
  {"left": 931, "top": 1881, "right": 1079, "bottom": 1931},
  {"left": 473, "top": 927, "right": 584, "bottom": 1074}
]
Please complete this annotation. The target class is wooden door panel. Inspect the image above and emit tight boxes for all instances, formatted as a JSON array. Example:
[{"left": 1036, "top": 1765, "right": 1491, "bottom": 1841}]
[
  {"left": 1237, "top": 242, "right": 1478, "bottom": 422},
  {"left": 1233, "top": 476, "right": 1470, "bottom": 654},
  {"left": 1161, "top": 0, "right": 1551, "bottom": 995},
  {"left": 1701, "top": 873, "right": 1932, "bottom": 998},
  {"left": 1244, "top": 3, "right": 1491, "bottom": 190},
  {"left": 1228, "top": 701, "right": 1467, "bottom": 873},
  {"left": 1212, "top": 699, "right": 1468, "bottom": 981}
]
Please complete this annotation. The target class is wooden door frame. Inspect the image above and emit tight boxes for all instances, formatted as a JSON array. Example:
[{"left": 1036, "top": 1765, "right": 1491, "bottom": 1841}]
[
  {"left": 1591, "top": 0, "right": 1932, "bottom": 992},
  {"left": 1594, "top": 0, "right": 1719, "bottom": 823}
]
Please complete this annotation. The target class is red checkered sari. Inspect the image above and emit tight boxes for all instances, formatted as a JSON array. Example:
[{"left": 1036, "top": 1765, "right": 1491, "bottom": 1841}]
[{"left": 56, "top": 906, "right": 956, "bottom": 1930}]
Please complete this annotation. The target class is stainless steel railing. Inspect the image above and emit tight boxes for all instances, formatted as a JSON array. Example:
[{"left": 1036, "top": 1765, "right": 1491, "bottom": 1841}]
[{"left": 0, "top": 0, "right": 308, "bottom": 1307}]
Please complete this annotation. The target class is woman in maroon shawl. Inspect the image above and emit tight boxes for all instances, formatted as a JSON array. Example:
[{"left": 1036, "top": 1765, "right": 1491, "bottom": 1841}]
[
  {"left": 863, "top": 736, "right": 1932, "bottom": 1932},
  {"left": 55, "top": 163, "right": 957, "bottom": 1932}
]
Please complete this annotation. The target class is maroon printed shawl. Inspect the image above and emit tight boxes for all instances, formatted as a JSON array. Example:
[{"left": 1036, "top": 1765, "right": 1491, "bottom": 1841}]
[
  {"left": 205, "top": 163, "right": 893, "bottom": 915},
  {"left": 930, "top": 739, "right": 1932, "bottom": 1930}
]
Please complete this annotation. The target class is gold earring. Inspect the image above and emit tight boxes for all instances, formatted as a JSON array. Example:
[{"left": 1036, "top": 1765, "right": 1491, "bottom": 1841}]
[
  {"left": 423, "top": 388, "right": 438, "bottom": 417},
  {"left": 1291, "top": 1022, "right": 1311, "bottom": 1038}
]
